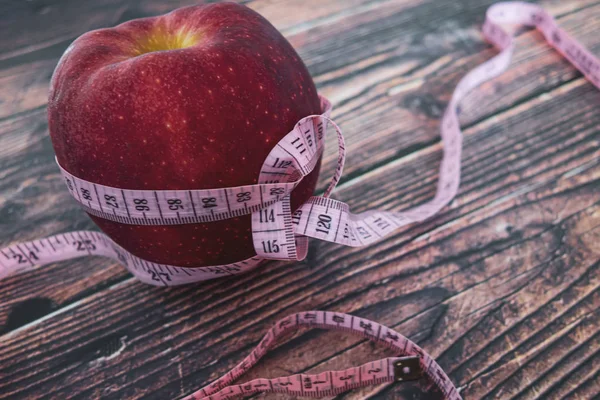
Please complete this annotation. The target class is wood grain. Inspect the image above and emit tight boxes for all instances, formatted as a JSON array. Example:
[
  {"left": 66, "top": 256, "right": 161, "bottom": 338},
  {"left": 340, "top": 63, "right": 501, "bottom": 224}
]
[{"left": 1, "top": 0, "right": 599, "bottom": 399}]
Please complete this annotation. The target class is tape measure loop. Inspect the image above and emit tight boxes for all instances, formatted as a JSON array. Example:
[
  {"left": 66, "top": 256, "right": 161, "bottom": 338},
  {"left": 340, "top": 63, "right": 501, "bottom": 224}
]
[
  {"left": 252, "top": 108, "right": 329, "bottom": 260},
  {"left": 186, "top": 311, "right": 460, "bottom": 400}
]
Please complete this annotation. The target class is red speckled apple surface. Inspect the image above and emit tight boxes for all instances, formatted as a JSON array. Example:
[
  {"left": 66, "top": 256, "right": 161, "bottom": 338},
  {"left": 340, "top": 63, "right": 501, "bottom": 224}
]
[{"left": 48, "top": 2, "right": 322, "bottom": 267}]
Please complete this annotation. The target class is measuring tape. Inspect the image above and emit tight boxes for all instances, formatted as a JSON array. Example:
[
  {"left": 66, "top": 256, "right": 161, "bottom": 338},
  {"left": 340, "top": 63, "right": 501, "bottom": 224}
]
[
  {"left": 185, "top": 310, "right": 459, "bottom": 400},
  {"left": 2, "top": 2, "right": 599, "bottom": 398}
]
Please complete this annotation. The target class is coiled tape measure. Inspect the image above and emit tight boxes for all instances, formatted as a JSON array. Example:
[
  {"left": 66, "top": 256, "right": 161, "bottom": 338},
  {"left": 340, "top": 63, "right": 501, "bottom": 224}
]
[{"left": 2, "top": 3, "right": 599, "bottom": 399}]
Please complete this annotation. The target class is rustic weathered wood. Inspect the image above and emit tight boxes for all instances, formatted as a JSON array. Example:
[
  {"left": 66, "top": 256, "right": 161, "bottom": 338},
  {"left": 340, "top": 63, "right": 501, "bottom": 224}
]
[
  {"left": 1, "top": 0, "right": 599, "bottom": 399},
  {"left": 1, "top": 0, "right": 595, "bottom": 329}
]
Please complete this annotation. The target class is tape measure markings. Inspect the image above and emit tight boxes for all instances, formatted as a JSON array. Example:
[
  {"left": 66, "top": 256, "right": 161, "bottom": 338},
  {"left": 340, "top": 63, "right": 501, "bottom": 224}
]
[
  {"left": 59, "top": 161, "right": 305, "bottom": 225},
  {"left": 186, "top": 311, "right": 460, "bottom": 400}
]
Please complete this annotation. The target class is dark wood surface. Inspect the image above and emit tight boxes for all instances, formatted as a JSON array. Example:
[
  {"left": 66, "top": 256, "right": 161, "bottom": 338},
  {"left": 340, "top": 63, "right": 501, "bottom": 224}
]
[{"left": 1, "top": 0, "right": 599, "bottom": 398}]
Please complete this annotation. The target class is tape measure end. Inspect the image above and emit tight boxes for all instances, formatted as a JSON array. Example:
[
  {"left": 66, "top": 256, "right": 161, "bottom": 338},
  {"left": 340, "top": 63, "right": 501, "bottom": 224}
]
[{"left": 393, "top": 356, "right": 422, "bottom": 382}]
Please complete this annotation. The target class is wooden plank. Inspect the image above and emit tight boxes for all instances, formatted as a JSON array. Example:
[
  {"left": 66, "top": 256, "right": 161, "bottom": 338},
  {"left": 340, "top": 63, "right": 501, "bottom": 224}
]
[
  {"left": 234, "top": 77, "right": 600, "bottom": 399},
  {"left": 238, "top": 197, "right": 600, "bottom": 399},
  {"left": 0, "top": 0, "right": 130, "bottom": 59},
  {"left": 0, "top": 0, "right": 599, "bottom": 398},
  {"left": 0, "top": 108, "right": 129, "bottom": 330},
  {"left": 315, "top": 0, "right": 600, "bottom": 193},
  {"left": 0, "top": 0, "right": 390, "bottom": 64},
  {"left": 0, "top": 0, "right": 257, "bottom": 59},
  {"left": 1, "top": 42, "right": 598, "bottom": 397},
  {"left": 0, "top": 0, "right": 597, "bottom": 333},
  {"left": 3, "top": 0, "right": 592, "bottom": 119},
  {"left": 0, "top": 0, "right": 435, "bottom": 118}
]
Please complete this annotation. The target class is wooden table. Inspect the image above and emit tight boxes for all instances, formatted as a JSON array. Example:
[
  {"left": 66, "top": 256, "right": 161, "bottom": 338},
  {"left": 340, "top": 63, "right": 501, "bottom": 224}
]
[{"left": 1, "top": 0, "right": 599, "bottom": 398}]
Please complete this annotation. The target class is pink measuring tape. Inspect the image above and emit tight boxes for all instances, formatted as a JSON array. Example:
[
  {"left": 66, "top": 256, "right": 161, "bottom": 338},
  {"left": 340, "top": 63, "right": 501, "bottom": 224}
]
[{"left": 2, "top": 2, "right": 599, "bottom": 398}]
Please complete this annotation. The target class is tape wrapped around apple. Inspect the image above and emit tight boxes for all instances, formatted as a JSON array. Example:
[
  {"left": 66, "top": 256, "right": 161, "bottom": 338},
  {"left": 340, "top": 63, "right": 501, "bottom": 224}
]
[{"left": 48, "top": 2, "right": 322, "bottom": 267}]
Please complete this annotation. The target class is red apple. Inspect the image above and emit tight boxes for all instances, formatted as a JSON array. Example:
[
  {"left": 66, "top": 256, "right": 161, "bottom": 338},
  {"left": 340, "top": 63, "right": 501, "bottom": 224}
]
[{"left": 48, "top": 2, "right": 322, "bottom": 267}]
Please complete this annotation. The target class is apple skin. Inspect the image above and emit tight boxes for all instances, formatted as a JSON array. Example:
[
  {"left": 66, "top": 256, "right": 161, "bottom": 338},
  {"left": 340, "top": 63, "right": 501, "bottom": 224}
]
[{"left": 48, "top": 2, "right": 322, "bottom": 267}]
